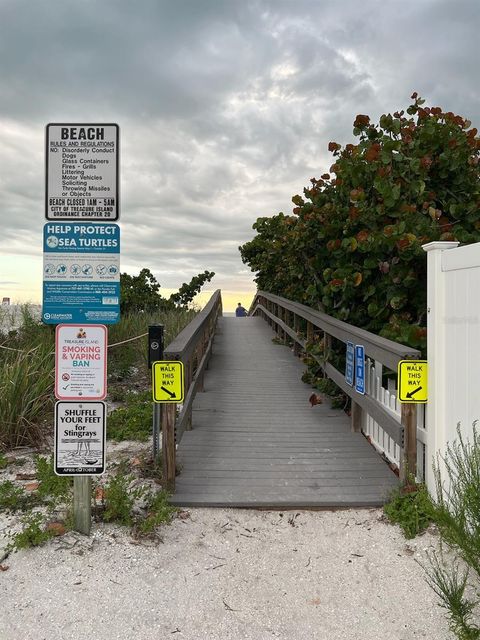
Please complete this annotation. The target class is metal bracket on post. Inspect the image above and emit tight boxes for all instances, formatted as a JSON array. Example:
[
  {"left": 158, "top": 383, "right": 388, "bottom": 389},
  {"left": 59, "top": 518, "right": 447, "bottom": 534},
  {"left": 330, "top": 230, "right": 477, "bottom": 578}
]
[{"left": 149, "top": 324, "right": 164, "bottom": 461}]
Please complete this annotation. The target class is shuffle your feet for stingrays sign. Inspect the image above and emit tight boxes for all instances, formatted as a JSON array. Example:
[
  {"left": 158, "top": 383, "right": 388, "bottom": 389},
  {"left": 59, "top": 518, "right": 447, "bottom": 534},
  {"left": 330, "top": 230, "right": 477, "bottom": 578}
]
[{"left": 55, "top": 401, "right": 106, "bottom": 475}]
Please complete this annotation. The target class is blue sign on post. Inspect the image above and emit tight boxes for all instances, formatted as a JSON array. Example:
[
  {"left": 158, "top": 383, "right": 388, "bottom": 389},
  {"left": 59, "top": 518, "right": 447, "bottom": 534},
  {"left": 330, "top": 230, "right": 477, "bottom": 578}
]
[
  {"left": 345, "top": 341, "right": 354, "bottom": 386},
  {"left": 42, "top": 222, "right": 120, "bottom": 324},
  {"left": 355, "top": 344, "right": 365, "bottom": 395}
]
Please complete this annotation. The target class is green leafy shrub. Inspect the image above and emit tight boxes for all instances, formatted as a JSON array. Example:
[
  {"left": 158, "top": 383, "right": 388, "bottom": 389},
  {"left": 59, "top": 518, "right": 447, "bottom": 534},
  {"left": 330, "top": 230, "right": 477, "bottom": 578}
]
[
  {"left": 384, "top": 482, "right": 434, "bottom": 539},
  {"left": 8, "top": 513, "right": 55, "bottom": 550},
  {"left": 107, "top": 391, "right": 152, "bottom": 441},
  {"left": 120, "top": 268, "right": 214, "bottom": 314},
  {"left": 240, "top": 94, "right": 480, "bottom": 354},
  {"left": 0, "top": 480, "right": 30, "bottom": 512},
  {"left": 103, "top": 465, "right": 144, "bottom": 526}
]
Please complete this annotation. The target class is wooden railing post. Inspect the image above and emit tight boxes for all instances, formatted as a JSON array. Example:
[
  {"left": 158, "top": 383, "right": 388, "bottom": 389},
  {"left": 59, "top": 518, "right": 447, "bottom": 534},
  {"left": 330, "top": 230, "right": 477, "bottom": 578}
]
[
  {"left": 307, "top": 321, "right": 314, "bottom": 344},
  {"left": 351, "top": 401, "right": 363, "bottom": 433},
  {"left": 279, "top": 307, "right": 286, "bottom": 343},
  {"left": 73, "top": 477, "right": 91, "bottom": 535},
  {"left": 162, "top": 402, "right": 177, "bottom": 491},
  {"left": 293, "top": 313, "right": 300, "bottom": 356},
  {"left": 400, "top": 403, "right": 417, "bottom": 484},
  {"left": 186, "top": 359, "right": 193, "bottom": 429}
]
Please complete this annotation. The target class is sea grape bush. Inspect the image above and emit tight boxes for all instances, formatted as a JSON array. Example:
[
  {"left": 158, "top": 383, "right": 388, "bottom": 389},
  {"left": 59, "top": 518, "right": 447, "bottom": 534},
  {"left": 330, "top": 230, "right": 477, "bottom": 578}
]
[{"left": 240, "top": 94, "right": 480, "bottom": 352}]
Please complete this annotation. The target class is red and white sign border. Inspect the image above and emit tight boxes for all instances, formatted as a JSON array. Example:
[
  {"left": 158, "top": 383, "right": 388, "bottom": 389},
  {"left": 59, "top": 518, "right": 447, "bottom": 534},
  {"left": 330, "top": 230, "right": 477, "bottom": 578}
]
[{"left": 55, "top": 323, "right": 107, "bottom": 401}]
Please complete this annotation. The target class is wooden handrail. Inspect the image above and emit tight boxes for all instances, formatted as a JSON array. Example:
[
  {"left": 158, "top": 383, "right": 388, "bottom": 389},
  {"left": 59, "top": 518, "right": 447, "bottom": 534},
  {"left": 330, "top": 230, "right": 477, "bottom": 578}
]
[
  {"left": 161, "top": 290, "right": 222, "bottom": 490},
  {"left": 254, "top": 290, "right": 420, "bottom": 370},
  {"left": 251, "top": 290, "right": 420, "bottom": 482}
]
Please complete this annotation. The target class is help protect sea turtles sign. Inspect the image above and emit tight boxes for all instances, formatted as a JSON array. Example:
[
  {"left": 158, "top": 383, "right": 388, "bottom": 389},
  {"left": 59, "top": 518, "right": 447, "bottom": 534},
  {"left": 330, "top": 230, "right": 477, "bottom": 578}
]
[
  {"left": 55, "top": 324, "right": 107, "bottom": 401},
  {"left": 42, "top": 222, "right": 120, "bottom": 324},
  {"left": 46, "top": 123, "right": 119, "bottom": 220},
  {"left": 55, "top": 401, "right": 106, "bottom": 476}
]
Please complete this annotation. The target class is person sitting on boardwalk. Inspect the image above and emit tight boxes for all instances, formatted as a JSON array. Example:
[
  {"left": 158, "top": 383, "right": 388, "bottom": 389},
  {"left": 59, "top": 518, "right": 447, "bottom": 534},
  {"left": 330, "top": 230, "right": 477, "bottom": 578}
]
[{"left": 235, "top": 302, "right": 247, "bottom": 317}]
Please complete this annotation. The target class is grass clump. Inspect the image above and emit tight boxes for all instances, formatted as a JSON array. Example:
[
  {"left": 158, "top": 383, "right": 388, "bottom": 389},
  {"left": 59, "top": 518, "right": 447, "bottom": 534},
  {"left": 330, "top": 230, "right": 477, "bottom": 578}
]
[
  {"left": 422, "top": 423, "right": 480, "bottom": 639},
  {"left": 136, "top": 490, "right": 177, "bottom": 535},
  {"left": 384, "top": 481, "right": 434, "bottom": 539},
  {"left": 0, "top": 452, "right": 7, "bottom": 469},
  {"left": 0, "top": 306, "right": 54, "bottom": 450},
  {"left": 101, "top": 464, "right": 176, "bottom": 536},
  {"left": 102, "top": 464, "right": 144, "bottom": 526},
  {"left": 0, "top": 345, "right": 54, "bottom": 450},
  {"left": 8, "top": 513, "right": 55, "bottom": 551},
  {"left": 425, "top": 553, "right": 480, "bottom": 640},
  {"left": 107, "top": 391, "right": 152, "bottom": 442}
]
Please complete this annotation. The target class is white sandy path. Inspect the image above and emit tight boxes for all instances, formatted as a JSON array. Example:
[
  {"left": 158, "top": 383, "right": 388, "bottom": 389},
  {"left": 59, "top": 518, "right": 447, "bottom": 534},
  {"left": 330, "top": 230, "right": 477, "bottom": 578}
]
[{"left": 0, "top": 508, "right": 450, "bottom": 640}]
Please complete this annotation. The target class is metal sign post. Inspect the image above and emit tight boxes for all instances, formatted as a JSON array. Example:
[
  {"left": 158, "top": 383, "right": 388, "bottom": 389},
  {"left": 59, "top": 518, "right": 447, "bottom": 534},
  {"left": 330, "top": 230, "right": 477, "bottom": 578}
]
[
  {"left": 45, "top": 122, "right": 121, "bottom": 536},
  {"left": 148, "top": 325, "right": 164, "bottom": 460}
]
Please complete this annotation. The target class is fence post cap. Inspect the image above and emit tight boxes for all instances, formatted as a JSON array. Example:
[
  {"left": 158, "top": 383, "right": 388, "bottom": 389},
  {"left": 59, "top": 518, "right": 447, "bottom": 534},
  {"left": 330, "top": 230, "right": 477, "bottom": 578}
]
[{"left": 422, "top": 241, "right": 459, "bottom": 253}]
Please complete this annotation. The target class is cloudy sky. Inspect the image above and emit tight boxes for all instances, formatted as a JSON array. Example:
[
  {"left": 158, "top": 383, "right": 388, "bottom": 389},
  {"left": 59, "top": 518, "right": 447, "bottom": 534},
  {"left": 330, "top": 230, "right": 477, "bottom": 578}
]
[{"left": 0, "top": 0, "right": 479, "bottom": 311}]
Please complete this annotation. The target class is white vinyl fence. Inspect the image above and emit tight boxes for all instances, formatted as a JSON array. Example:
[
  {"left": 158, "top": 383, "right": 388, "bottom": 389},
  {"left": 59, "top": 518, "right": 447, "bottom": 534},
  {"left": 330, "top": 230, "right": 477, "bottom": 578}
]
[{"left": 424, "top": 241, "right": 480, "bottom": 492}]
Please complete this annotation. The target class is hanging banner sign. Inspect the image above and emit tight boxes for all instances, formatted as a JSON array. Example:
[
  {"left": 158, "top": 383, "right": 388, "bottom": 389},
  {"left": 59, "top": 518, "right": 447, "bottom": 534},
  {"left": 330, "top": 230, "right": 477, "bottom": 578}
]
[
  {"left": 54, "top": 401, "right": 106, "bottom": 476},
  {"left": 46, "top": 123, "right": 119, "bottom": 221},
  {"left": 42, "top": 222, "right": 120, "bottom": 324},
  {"left": 55, "top": 324, "right": 107, "bottom": 400}
]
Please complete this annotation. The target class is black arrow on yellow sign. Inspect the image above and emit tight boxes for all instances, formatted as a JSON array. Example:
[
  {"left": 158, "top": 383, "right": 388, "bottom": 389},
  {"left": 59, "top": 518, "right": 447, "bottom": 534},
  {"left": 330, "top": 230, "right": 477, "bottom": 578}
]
[
  {"left": 406, "top": 386, "right": 422, "bottom": 399},
  {"left": 161, "top": 386, "right": 177, "bottom": 399}
]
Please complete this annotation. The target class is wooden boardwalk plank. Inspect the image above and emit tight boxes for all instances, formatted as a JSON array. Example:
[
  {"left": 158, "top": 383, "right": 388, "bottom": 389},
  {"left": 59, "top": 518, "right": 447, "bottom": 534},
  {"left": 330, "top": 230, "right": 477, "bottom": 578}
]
[{"left": 171, "top": 317, "right": 398, "bottom": 508}]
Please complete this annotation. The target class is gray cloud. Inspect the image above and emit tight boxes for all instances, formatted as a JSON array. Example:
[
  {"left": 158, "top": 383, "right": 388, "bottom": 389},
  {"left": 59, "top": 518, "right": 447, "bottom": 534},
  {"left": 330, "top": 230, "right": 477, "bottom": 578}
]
[{"left": 0, "top": 0, "right": 479, "bottom": 303}]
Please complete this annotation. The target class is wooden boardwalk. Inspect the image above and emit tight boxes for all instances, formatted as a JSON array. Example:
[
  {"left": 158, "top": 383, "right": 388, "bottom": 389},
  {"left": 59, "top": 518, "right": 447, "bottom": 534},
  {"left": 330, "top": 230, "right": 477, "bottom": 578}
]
[{"left": 171, "top": 317, "right": 398, "bottom": 508}]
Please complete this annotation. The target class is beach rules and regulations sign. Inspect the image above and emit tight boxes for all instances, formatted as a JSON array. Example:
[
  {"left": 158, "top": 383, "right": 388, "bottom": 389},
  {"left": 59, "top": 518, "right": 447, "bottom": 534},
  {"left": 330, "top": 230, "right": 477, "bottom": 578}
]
[
  {"left": 54, "top": 401, "right": 106, "bottom": 476},
  {"left": 55, "top": 324, "right": 107, "bottom": 401},
  {"left": 45, "top": 123, "right": 119, "bottom": 221}
]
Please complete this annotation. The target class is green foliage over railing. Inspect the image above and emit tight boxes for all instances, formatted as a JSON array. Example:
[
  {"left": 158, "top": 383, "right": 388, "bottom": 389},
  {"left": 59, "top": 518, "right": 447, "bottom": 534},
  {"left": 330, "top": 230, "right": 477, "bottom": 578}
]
[{"left": 240, "top": 94, "right": 480, "bottom": 352}]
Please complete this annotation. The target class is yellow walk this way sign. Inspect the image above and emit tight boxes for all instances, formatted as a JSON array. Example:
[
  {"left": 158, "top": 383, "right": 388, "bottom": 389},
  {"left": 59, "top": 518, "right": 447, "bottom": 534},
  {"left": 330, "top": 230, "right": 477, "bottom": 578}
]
[
  {"left": 152, "top": 361, "right": 184, "bottom": 403},
  {"left": 397, "top": 360, "right": 428, "bottom": 403}
]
